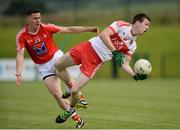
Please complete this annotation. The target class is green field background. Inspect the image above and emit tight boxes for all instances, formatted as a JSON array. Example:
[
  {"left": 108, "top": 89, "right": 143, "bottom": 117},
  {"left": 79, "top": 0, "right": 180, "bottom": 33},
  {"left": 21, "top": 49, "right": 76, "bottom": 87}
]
[{"left": 0, "top": 79, "right": 180, "bottom": 129}]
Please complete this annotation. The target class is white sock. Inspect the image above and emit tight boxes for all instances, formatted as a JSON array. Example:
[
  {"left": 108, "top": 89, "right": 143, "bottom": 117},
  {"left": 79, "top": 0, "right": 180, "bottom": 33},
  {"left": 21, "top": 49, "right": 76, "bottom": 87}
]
[
  {"left": 71, "top": 112, "right": 76, "bottom": 117},
  {"left": 66, "top": 87, "right": 71, "bottom": 93},
  {"left": 67, "top": 106, "right": 75, "bottom": 113}
]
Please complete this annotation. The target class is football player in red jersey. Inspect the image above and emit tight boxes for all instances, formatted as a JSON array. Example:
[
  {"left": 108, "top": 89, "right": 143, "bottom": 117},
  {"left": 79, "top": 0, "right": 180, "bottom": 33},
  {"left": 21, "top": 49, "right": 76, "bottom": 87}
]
[
  {"left": 54, "top": 13, "right": 150, "bottom": 124},
  {"left": 15, "top": 7, "right": 99, "bottom": 128}
]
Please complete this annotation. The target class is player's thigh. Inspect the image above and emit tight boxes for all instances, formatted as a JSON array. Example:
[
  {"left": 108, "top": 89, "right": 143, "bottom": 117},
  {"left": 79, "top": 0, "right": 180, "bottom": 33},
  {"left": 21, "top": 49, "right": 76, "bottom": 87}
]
[
  {"left": 43, "top": 76, "right": 62, "bottom": 95},
  {"left": 56, "top": 68, "right": 72, "bottom": 84},
  {"left": 55, "top": 52, "right": 75, "bottom": 69}
]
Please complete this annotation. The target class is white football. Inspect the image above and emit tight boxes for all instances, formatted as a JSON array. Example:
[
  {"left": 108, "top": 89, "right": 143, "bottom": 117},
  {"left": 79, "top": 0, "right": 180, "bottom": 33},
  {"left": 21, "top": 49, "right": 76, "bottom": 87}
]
[{"left": 134, "top": 59, "right": 152, "bottom": 75}]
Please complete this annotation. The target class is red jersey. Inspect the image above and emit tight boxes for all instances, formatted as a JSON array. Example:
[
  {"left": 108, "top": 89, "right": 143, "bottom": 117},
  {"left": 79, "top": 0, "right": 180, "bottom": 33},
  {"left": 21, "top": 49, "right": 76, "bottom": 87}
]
[{"left": 16, "top": 23, "right": 62, "bottom": 64}]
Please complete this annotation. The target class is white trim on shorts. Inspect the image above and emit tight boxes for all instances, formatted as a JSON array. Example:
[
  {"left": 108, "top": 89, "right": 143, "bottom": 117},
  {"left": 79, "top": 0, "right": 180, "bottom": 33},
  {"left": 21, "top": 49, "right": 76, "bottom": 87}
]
[{"left": 38, "top": 50, "right": 64, "bottom": 80}]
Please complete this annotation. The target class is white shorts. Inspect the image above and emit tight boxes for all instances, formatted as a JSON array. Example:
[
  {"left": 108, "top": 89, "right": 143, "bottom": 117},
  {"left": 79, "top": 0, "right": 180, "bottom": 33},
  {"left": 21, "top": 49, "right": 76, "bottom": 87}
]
[{"left": 38, "top": 50, "right": 64, "bottom": 80}]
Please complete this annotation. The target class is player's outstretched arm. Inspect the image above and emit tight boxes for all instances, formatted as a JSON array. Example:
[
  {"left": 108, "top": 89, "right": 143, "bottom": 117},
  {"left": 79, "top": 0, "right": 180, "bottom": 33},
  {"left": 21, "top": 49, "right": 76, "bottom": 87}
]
[
  {"left": 60, "top": 26, "right": 99, "bottom": 34},
  {"left": 122, "top": 55, "right": 136, "bottom": 77},
  {"left": 99, "top": 27, "right": 116, "bottom": 52},
  {"left": 15, "top": 50, "right": 24, "bottom": 86},
  {"left": 122, "top": 55, "right": 147, "bottom": 81}
]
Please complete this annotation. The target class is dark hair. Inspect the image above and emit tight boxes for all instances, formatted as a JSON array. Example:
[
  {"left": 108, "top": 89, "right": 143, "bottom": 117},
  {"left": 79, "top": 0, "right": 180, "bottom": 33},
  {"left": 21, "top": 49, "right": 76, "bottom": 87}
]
[
  {"left": 132, "top": 13, "right": 150, "bottom": 24},
  {"left": 25, "top": 7, "right": 40, "bottom": 16}
]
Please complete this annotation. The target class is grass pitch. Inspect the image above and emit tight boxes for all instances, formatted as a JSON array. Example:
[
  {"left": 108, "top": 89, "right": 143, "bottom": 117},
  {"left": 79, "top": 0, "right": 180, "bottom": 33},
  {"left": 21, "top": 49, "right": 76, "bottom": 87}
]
[{"left": 0, "top": 79, "right": 180, "bottom": 129}]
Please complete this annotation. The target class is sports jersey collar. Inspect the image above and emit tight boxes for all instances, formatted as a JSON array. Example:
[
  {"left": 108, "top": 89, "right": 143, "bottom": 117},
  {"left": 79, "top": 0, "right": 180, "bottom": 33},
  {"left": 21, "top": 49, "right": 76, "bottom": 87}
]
[
  {"left": 129, "top": 25, "right": 137, "bottom": 40},
  {"left": 25, "top": 24, "right": 41, "bottom": 35}
]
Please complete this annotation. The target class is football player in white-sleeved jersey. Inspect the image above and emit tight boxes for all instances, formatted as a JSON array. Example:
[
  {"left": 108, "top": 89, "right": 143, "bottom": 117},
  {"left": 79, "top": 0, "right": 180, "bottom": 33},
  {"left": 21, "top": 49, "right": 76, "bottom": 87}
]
[
  {"left": 90, "top": 20, "right": 137, "bottom": 62},
  {"left": 54, "top": 13, "right": 150, "bottom": 123}
]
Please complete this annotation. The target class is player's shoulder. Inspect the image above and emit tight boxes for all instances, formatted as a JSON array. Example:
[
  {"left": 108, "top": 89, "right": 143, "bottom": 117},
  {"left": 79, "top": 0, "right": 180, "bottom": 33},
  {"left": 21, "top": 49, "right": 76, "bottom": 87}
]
[
  {"left": 41, "top": 23, "right": 58, "bottom": 28},
  {"left": 16, "top": 27, "right": 26, "bottom": 39},
  {"left": 115, "top": 20, "right": 130, "bottom": 27},
  {"left": 41, "top": 23, "right": 62, "bottom": 34}
]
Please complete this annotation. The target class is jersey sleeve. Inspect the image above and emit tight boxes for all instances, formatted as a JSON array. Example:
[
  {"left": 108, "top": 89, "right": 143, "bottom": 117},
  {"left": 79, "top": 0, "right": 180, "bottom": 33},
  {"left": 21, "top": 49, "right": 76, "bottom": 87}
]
[
  {"left": 16, "top": 34, "right": 25, "bottom": 51},
  {"left": 43, "top": 23, "right": 63, "bottom": 34},
  {"left": 108, "top": 21, "right": 130, "bottom": 35},
  {"left": 108, "top": 21, "right": 118, "bottom": 34}
]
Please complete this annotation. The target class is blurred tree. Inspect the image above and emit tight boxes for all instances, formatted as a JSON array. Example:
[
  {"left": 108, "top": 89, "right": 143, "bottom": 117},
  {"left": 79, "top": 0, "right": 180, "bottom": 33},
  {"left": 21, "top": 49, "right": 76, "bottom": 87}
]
[{"left": 3, "top": 0, "right": 47, "bottom": 16}]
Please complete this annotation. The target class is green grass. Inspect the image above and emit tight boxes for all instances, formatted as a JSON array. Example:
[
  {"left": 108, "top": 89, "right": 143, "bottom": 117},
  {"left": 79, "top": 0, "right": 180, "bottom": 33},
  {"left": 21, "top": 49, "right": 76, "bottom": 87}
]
[{"left": 0, "top": 79, "right": 180, "bottom": 129}]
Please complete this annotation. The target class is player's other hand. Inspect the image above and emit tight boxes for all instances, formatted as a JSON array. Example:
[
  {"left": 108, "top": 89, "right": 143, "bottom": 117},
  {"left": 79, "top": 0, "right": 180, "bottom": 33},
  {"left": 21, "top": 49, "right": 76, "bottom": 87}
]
[
  {"left": 90, "top": 26, "right": 99, "bottom": 35},
  {"left": 15, "top": 73, "right": 22, "bottom": 86},
  {"left": 133, "top": 73, "right": 147, "bottom": 81},
  {"left": 112, "top": 50, "right": 124, "bottom": 67}
]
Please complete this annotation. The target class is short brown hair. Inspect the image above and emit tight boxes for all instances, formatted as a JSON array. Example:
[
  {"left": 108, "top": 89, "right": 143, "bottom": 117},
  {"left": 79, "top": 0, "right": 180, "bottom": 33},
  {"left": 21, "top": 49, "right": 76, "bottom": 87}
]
[
  {"left": 25, "top": 7, "right": 40, "bottom": 16},
  {"left": 132, "top": 13, "right": 150, "bottom": 24}
]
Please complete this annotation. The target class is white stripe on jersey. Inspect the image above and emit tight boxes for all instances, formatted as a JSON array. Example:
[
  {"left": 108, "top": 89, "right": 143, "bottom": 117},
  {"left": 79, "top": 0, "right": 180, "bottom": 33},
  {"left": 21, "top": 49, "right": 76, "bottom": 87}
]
[{"left": 16, "top": 28, "right": 26, "bottom": 51}]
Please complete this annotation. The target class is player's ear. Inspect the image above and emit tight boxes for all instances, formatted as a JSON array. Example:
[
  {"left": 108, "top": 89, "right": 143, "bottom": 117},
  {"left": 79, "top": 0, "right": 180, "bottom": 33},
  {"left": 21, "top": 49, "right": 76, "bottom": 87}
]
[
  {"left": 135, "top": 21, "right": 141, "bottom": 26},
  {"left": 26, "top": 15, "right": 31, "bottom": 23}
]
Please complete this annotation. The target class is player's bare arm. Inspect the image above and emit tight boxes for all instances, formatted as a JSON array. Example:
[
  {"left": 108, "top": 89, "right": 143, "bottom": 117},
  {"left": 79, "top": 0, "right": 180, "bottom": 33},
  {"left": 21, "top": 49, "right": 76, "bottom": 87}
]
[
  {"left": 122, "top": 54, "right": 136, "bottom": 77},
  {"left": 99, "top": 27, "right": 116, "bottom": 52},
  {"left": 60, "top": 26, "right": 99, "bottom": 34},
  {"left": 122, "top": 54, "right": 149, "bottom": 81},
  {"left": 15, "top": 49, "right": 24, "bottom": 86},
  {"left": 99, "top": 27, "right": 124, "bottom": 66}
]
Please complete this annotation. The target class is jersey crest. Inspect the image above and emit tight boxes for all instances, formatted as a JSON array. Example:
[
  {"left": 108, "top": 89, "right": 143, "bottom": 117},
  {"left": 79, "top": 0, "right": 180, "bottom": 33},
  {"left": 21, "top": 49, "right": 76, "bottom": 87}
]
[{"left": 33, "top": 42, "right": 47, "bottom": 55}]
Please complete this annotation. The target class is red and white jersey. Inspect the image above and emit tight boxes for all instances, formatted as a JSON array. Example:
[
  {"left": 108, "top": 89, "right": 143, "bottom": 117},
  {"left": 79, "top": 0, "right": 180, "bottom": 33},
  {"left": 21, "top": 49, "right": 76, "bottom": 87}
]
[
  {"left": 89, "top": 21, "right": 137, "bottom": 62},
  {"left": 16, "top": 23, "right": 62, "bottom": 64}
]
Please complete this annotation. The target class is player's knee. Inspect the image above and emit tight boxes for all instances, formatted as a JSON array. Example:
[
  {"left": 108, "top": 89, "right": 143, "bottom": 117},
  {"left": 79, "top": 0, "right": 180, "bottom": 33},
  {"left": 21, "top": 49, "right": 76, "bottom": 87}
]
[
  {"left": 54, "top": 62, "right": 64, "bottom": 72},
  {"left": 71, "top": 88, "right": 79, "bottom": 95},
  {"left": 54, "top": 62, "right": 60, "bottom": 70}
]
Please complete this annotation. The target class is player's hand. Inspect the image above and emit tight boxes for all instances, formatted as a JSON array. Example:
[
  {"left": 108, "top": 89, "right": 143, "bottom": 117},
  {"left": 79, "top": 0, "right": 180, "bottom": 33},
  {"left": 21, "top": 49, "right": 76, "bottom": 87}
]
[
  {"left": 133, "top": 73, "right": 147, "bottom": 81},
  {"left": 95, "top": 27, "right": 100, "bottom": 36},
  {"left": 90, "top": 27, "right": 99, "bottom": 35},
  {"left": 15, "top": 73, "right": 22, "bottom": 86},
  {"left": 112, "top": 50, "right": 124, "bottom": 67}
]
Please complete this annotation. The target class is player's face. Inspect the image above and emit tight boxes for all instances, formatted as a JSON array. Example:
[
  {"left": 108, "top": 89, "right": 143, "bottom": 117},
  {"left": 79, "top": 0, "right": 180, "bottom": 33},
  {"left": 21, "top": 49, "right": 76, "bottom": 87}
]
[
  {"left": 27, "top": 13, "right": 41, "bottom": 31},
  {"left": 136, "top": 18, "right": 150, "bottom": 35}
]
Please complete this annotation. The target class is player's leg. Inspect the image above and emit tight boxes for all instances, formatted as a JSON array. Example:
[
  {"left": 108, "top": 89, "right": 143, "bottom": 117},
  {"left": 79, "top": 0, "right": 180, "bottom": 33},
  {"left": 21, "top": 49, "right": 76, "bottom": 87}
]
[
  {"left": 56, "top": 69, "right": 72, "bottom": 98},
  {"left": 76, "top": 91, "right": 88, "bottom": 108},
  {"left": 55, "top": 52, "right": 74, "bottom": 73},
  {"left": 55, "top": 52, "right": 74, "bottom": 98},
  {"left": 57, "top": 69, "right": 88, "bottom": 108},
  {"left": 55, "top": 42, "right": 100, "bottom": 125},
  {"left": 43, "top": 76, "right": 83, "bottom": 127},
  {"left": 70, "top": 72, "right": 90, "bottom": 107},
  {"left": 43, "top": 76, "right": 68, "bottom": 109},
  {"left": 55, "top": 72, "right": 89, "bottom": 124}
]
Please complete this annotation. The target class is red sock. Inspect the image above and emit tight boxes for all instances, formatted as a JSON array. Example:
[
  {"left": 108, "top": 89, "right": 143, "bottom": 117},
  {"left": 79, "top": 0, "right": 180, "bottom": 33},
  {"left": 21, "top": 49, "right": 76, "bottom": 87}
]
[
  {"left": 80, "top": 95, "right": 85, "bottom": 100},
  {"left": 72, "top": 113, "right": 81, "bottom": 122}
]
